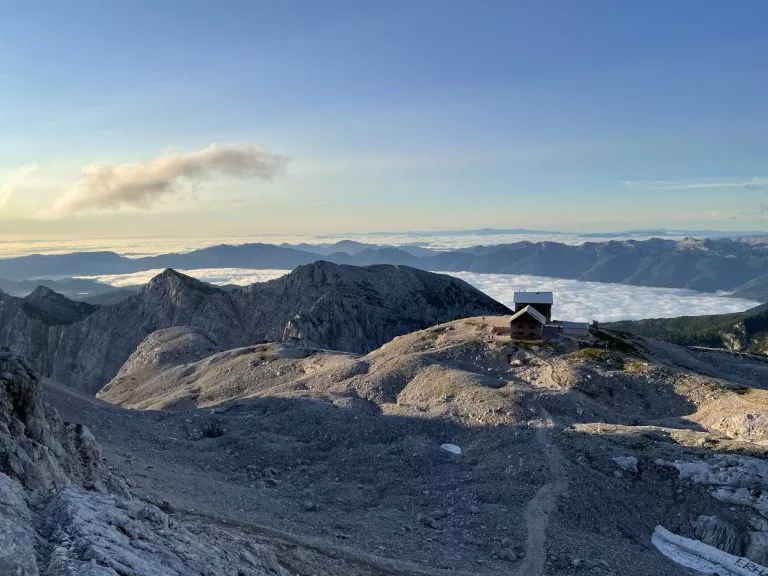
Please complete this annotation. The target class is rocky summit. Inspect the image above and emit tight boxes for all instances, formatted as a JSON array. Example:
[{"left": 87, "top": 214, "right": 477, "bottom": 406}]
[{"left": 0, "top": 262, "right": 509, "bottom": 394}]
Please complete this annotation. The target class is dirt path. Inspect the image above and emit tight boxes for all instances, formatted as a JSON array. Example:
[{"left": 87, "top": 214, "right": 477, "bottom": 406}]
[{"left": 514, "top": 409, "right": 569, "bottom": 576}]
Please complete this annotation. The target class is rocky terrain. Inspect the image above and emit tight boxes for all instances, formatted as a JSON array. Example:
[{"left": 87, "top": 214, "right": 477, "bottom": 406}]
[
  {"left": 6, "top": 269, "right": 768, "bottom": 573},
  {"left": 79, "top": 315, "right": 768, "bottom": 574},
  {"left": 0, "top": 348, "right": 290, "bottom": 575},
  {"left": 0, "top": 262, "right": 509, "bottom": 394},
  {"left": 2, "top": 236, "right": 768, "bottom": 293},
  {"left": 609, "top": 302, "right": 768, "bottom": 356}
]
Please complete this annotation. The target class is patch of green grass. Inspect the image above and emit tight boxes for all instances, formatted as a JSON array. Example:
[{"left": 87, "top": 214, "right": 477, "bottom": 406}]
[
  {"left": 513, "top": 339, "right": 546, "bottom": 349},
  {"left": 420, "top": 331, "right": 440, "bottom": 344},
  {"left": 591, "top": 329, "right": 646, "bottom": 356},
  {"left": 622, "top": 359, "right": 650, "bottom": 374},
  {"left": 570, "top": 347, "right": 612, "bottom": 362},
  {"left": 253, "top": 344, "right": 279, "bottom": 360}
]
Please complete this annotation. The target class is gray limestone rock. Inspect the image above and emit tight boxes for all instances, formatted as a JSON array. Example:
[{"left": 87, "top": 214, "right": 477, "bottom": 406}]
[
  {"left": 0, "top": 349, "right": 287, "bottom": 576},
  {"left": 0, "top": 474, "right": 39, "bottom": 576},
  {"left": 612, "top": 455, "right": 639, "bottom": 473},
  {"left": 42, "top": 488, "right": 290, "bottom": 576},
  {"left": 0, "top": 263, "right": 510, "bottom": 394},
  {"left": 746, "top": 532, "right": 768, "bottom": 566},
  {"left": 694, "top": 515, "right": 744, "bottom": 557},
  {"left": 0, "top": 349, "right": 127, "bottom": 496}
]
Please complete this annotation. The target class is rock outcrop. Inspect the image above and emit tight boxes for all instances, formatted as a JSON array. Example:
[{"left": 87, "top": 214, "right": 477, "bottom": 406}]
[
  {"left": 659, "top": 454, "right": 768, "bottom": 566},
  {"left": 0, "top": 349, "right": 126, "bottom": 495},
  {"left": 0, "top": 349, "right": 287, "bottom": 576},
  {"left": 0, "top": 262, "right": 510, "bottom": 393}
]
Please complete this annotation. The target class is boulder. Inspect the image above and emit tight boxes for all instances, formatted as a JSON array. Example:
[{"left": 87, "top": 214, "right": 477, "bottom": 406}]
[
  {"left": 612, "top": 456, "right": 639, "bottom": 473},
  {"left": 694, "top": 515, "right": 744, "bottom": 557}
]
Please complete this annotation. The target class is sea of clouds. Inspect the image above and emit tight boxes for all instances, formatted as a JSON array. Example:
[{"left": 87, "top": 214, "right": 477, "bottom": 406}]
[
  {"left": 80, "top": 268, "right": 291, "bottom": 287},
  {"left": 81, "top": 268, "right": 760, "bottom": 322},
  {"left": 444, "top": 272, "right": 760, "bottom": 322}
]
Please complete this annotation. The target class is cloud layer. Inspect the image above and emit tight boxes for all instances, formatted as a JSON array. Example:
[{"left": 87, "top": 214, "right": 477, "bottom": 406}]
[
  {"left": 448, "top": 271, "right": 760, "bottom": 322},
  {"left": 51, "top": 143, "right": 287, "bottom": 215},
  {"left": 80, "top": 268, "right": 290, "bottom": 287},
  {"left": 78, "top": 268, "right": 760, "bottom": 322},
  {"left": 622, "top": 177, "right": 768, "bottom": 190},
  {"left": 7, "top": 228, "right": 761, "bottom": 259}
]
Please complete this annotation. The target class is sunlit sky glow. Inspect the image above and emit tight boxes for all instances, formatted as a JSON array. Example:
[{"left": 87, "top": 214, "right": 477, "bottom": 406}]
[{"left": 1, "top": 0, "right": 766, "bottom": 242}]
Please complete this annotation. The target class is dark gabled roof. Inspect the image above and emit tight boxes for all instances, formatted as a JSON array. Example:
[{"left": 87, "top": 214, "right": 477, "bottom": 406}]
[
  {"left": 513, "top": 291, "right": 553, "bottom": 305},
  {"left": 509, "top": 305, "right": 547, "bottom": 326}
]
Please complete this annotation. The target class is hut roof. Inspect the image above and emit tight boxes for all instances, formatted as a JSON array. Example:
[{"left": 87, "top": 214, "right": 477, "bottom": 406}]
[
  {"left": 513, "top": 291, "right": 553, "bottom": 305},
  {"left": 509, "top": 305, "right": 547, "bottom": 326}
]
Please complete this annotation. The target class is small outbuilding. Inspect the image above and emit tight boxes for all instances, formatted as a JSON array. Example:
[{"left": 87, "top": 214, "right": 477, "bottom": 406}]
[
  {"left": 513, "top": 291, "right": 553, "bottom": 322},
  {"left": 509, "top": 305, "right": 547, "bottom": 340},
  {"left": 549, "top": 320, "right": 590, "bottom": 337}
]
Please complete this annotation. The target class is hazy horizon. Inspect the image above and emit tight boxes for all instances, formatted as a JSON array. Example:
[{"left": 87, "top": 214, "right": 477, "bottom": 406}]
[{"left": 1, "top": 227, "right": 766, "bottom": 259}]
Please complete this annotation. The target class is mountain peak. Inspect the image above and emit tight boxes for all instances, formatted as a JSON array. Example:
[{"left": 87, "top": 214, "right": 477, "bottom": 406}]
[
  {"left": 25, "top": 285, "right": 60, "bottom": 300},
  {"left": 287, "top": 260, "right": 347, "bottom": 283},
  {"left": 22, "top": 285, "right": 96, "bottom": 325},
  {"left": 146, "top": 269, "right": 221, "bottom": 294}
]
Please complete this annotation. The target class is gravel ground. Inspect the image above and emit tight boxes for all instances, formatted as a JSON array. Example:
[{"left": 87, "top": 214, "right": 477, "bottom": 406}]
[{"left": 43, "top": 319, "right": 768, "bottom": 575}]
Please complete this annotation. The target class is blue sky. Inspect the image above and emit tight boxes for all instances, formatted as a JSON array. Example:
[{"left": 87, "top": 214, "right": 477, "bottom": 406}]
[{"left": 1, "top": 0, "right": 766, "bottom": 238}]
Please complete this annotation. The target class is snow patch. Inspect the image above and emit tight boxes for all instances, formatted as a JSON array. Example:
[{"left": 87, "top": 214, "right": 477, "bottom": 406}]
[{"left": 652, "top": 526, "right": 768, "bottom": 575}]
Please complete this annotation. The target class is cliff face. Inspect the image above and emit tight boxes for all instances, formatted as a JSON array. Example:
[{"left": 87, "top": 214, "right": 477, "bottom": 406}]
[
  {"left": 0, "top": 262, "right": 510, "bottom": 394},
  {"left": 252, "top": 262, "right": 511, "bottom": 353}
]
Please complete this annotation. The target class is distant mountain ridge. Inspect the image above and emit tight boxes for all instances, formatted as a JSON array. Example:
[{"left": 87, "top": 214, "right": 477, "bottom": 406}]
[
  {"left": 0, "top": 262, "right": 510, "bottom": 394},
  {"left": 0, "top": 276, "right": 126, "bottom": 300},
  {"left": 1, "top": 237, "right": 767, "bottom": 295},
  {"left": 607, "top": 302, "right": 768, "bottom": 356}
]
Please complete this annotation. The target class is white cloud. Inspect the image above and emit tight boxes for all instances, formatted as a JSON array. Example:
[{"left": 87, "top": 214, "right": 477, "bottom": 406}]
[
  {"left": 444, "top": 271, "right": 760, "bottom": 322},
  {"left": 0, "top": 164, "right": 42, "bottom": 210},
  {"left": 77, "top": 267, "right": 760, "bottom": 322},
  {"left": 77, "top": 268, "right": 290, "bottom": 287},
  {"left": 49, "top": 143, "right": 288, "bottom": 216},
  {"left": 622, "top": 177, "right": 768, "bottom": 190},
  {"left": 674, "top": 206, "right": 767, "bottom": 221}
]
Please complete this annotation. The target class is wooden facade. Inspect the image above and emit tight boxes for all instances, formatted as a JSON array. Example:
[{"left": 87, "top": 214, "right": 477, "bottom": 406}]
[
  {"left": 510, "top": 317, "right": 544, "bottom": 339},
  {"left": 508, "top": 305, "right": 547, "bottom": 340}
]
